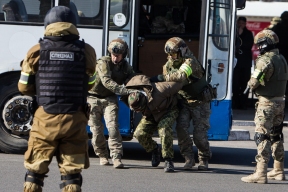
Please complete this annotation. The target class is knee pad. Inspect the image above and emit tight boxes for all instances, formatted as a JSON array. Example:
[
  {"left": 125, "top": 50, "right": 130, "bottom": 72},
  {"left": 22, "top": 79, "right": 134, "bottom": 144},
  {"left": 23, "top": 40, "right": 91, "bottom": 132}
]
[
  {"left": 24, "top": 170, "right": 47, "bottom": 187},
  {"left": 254, "top": 132, "right": 270, "bottom": 146},
  {"left": 60, "top": 173, "right": 82, "bottom": 190}
]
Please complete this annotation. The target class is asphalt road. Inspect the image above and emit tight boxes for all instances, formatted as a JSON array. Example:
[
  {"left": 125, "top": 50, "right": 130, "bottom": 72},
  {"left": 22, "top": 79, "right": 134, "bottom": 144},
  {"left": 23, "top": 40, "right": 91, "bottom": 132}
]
[{"left": 0, "top": 125, "right": 288, "bottom": 192}]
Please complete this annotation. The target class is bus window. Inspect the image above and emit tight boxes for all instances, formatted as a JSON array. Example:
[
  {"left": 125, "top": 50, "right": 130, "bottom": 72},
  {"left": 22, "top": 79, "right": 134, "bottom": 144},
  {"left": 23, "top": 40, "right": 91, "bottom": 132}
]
[
  {"left": 70, "top": 0, "right": 102, "bottom": 26},
  {"left": 0, "top": 0, "right": 52, "bottom": 23},
  {"left": 0, "top": 0, "right": 102, "bottom": 26},
  {"left": 1, "top": 0, "right": 30, "bottom": 22},
  {"left": 211, "top": 0, "right": 230, "bottom": 51}
]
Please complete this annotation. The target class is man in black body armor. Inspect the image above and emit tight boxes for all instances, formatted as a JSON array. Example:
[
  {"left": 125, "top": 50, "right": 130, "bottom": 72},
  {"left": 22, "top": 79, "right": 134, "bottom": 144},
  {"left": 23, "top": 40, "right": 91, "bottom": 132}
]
[{"left": 18, "top": 6, "right": 97, "bottom": 192}]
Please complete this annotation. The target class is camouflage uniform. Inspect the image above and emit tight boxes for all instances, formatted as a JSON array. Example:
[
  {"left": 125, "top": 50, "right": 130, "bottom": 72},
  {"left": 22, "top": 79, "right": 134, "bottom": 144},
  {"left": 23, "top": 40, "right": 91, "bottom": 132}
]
[
  {"left": 242, "top": 30, "right": 288, "bottom": 183},
  {"left": 254, "top": 96, "right": 285, "bottom": 163},
  {"left": 247, "top": 49, "right": 287, "bottom": 163},
  {"left": 122, "top": 74, "right": 183, "bottom": 172},
  {"left": 88, "top": 54, "right": 134, "bottom": 162},
  {"left": 134, "top": 108, "right": 178, "bottom": 159},
  {"left": 159, "top": 38, "right": 212, "bottom": 169}
]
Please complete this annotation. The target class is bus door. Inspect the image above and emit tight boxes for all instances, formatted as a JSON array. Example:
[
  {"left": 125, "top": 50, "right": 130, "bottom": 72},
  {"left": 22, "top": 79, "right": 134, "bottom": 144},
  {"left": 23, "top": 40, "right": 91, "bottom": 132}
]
[
  {"left": 101, "top": 0, "right": 136, "bottom": 140},
  {"left": 199, "top": 0, "right": 237, "bottom": 140}
]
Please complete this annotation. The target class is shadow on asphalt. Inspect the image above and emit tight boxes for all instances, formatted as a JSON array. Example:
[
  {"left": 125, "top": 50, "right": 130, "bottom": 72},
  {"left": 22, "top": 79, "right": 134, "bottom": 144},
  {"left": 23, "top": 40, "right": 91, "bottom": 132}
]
[{"left": 88, "top": 140, "right": 288, "bottom": 169}]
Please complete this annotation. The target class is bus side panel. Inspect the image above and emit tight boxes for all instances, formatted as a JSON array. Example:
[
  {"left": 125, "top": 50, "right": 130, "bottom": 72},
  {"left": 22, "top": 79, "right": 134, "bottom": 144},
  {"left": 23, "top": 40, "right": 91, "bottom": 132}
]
[
  {"left": 86, "top": 97, "right": 132, "bottom": 139},
  {"left": 208, "top": 100, "right": 232, "bottom": 141}
]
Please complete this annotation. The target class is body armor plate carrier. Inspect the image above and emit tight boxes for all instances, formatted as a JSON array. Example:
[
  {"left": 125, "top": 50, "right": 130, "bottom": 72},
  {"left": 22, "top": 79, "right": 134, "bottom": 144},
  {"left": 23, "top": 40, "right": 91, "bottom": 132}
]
[{"left": 37, "top": 36, "right": 88, "bottom": 114}]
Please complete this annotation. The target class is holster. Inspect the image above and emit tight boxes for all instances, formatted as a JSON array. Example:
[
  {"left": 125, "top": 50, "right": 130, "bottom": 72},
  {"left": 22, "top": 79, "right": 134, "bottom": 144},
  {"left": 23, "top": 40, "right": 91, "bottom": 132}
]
[{"left": 201, "top": 84, "right": 217, "bottom": 102}]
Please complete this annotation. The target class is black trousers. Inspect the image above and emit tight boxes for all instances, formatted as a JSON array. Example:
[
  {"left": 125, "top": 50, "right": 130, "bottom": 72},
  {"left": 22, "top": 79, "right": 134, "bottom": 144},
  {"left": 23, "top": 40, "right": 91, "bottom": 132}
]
[{"left": 232, "top": 66, "right": 251, "bottom": 109}]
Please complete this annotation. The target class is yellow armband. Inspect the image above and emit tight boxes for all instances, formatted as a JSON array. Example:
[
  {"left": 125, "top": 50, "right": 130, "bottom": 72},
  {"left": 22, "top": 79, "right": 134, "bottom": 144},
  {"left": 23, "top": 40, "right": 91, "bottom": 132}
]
[
  {"left": 88, "top": 72, "right": 97, "bottom": 84},
  {"left": 251, "top": 69, "right": 265, "bottom": 82},
  {"left": 179, "top": 63, "right": 192, "bottom": 77}
]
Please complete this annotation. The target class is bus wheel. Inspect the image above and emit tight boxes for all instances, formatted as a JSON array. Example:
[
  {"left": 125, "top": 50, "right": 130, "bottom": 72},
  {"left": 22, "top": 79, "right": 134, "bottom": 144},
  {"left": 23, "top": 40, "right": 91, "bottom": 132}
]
[{"left": 0, "top": 82, "right": 32, "bottom": 154}]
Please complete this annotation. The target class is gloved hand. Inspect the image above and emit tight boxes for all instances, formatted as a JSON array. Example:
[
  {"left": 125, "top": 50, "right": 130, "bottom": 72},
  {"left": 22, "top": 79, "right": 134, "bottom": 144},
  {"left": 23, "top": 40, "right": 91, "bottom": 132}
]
[
  {"left": 150, "top": 74, "right": 164, "bottom": 82},
  {"left": 150, "top": 75, "right": 160, "bottom": 82}
]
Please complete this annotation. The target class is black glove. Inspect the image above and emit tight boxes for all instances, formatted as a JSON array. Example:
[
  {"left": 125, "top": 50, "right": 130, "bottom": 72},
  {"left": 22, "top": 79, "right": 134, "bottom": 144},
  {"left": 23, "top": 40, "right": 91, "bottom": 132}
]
[{"left": 150, "top": 75, "right": 160, "bottom": 82}]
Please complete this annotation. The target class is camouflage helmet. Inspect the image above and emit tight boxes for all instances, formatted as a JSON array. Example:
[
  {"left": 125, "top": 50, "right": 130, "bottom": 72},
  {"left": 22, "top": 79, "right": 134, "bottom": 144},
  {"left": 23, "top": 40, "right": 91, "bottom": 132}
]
[
  {"left": 254, "top": 29, "right": 279, "bottom": 45},
  {"left": 164, "top": 37, "right": 187, "bottom": 57},
  {"left": 108, "top": 38, "right": 128, "bottom": 58}
]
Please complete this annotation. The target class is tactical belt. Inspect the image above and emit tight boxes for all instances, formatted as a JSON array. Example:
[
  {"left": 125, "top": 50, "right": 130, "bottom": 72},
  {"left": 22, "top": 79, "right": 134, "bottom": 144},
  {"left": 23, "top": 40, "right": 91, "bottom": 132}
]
[
  {"left": 259, "top": 96, "right": 285, "bottom": 101},
  {"left": 38, "top": 105, "right": 84, "bottom": 112}
]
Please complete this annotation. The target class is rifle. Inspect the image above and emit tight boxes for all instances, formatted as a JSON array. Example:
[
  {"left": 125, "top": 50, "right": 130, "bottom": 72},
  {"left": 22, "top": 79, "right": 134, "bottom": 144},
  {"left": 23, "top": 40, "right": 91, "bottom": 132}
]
[{"left": 243, "top": 86, "right": 250, "bottom": 95}]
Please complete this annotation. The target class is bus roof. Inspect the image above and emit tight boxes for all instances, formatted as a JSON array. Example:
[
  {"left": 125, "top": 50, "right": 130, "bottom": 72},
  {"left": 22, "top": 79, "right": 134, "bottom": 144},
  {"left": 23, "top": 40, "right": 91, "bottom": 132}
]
[{"left": 237, "top": 2, "right": 288, "bottom": 18}]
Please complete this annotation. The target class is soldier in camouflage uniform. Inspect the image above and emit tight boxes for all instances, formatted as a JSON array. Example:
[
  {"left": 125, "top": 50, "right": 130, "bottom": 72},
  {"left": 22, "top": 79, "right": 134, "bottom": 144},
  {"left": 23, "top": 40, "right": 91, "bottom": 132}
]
[
  {"left": 88, "top": 38, "right": 135, "bottom": 168},
  {"left": 121, "top": 74, "right": 183, "bottom": 172},
  {"left": 151, "top": 37, "right": 215, "bottom": 170},
  {"left": 241, "top": 30, "right": 288, "bottom": 184}
]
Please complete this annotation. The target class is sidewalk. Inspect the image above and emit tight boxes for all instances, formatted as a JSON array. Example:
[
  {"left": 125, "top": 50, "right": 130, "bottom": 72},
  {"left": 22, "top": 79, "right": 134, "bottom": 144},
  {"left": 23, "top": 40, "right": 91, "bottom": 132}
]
[{"left": 229, "top": 108, "right": 288, "bottom": 140}]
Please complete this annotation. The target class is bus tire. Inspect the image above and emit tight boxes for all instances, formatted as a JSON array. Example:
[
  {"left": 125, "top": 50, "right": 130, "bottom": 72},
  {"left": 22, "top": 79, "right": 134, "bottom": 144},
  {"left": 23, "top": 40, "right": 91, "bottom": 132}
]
[{"left": 0, "top": 80, "right": 30, "bottom": 154}]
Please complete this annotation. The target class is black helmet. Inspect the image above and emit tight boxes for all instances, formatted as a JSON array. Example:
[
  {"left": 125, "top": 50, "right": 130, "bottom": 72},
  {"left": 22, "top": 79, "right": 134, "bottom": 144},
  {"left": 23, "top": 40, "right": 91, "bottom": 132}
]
[{"left": 44, "top": 6, "right": 77, "bottom": 28}]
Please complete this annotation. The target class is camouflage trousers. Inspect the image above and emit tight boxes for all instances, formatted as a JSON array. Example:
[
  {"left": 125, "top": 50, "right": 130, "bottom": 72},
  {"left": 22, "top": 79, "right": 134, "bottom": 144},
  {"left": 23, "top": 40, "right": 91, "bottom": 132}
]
[
  {"left": 88, "top": 95, "right": 123, "bottom": 159},
  {"left": 254, "top": 96, "right": 285, "bottom": 163},
  {"left": 176, "top": 102, "right": 212, "bottom": 161},
  {"left": 133, "top": 108, "right": 178, "bottom": 159}
]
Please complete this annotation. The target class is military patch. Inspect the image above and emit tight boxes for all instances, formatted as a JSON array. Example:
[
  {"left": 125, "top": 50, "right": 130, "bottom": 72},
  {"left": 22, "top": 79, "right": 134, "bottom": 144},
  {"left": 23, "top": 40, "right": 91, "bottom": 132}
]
[{"left": 50, "top": 51, "right": 74, "bottom": 61}]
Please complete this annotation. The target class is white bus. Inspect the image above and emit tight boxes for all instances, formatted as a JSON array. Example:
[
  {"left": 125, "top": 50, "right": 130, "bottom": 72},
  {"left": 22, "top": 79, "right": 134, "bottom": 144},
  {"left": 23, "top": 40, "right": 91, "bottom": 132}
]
[{"left": 0, "top": 0, "right": 246, "bottom": 154}]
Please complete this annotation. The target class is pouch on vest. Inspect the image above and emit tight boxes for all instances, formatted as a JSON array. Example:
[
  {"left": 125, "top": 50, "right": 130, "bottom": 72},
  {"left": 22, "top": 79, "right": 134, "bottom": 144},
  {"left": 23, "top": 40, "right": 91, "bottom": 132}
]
[{"left": 201, "top": 84, "right": 217, "bottom": 102}]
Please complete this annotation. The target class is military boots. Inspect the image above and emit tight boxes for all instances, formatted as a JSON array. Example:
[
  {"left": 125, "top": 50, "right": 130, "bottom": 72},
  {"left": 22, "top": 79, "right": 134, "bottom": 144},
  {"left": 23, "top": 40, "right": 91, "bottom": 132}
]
[
  {"left": 151, "top": 144, "right": 161, "bottom": 167},
  {"left": 267, "top": 160, "right": 286, "bottom": 181},
  {"left": 241, "top": 162, "right": 268, "bottom": 184},
  {"left": 164, "top": 159, "right": 174, "bottom": 172},
  {"left": 99, "top": 157, "right": 110, "bottom": 165},
  {"left": 184, "top": 155, "right": 195, "bottom": 169},
  {"left": 198, "top": 158, "right": 208, "bottom": 170},
  {"left": 112, "top": 154, "right": 124, "bottom": 168}
]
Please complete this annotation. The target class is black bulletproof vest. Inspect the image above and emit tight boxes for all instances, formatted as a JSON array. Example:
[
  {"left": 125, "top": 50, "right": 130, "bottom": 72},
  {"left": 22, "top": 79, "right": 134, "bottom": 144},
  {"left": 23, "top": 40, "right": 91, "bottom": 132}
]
[{"left": 37, "top": 36, "right": 88, "bottom": 114}]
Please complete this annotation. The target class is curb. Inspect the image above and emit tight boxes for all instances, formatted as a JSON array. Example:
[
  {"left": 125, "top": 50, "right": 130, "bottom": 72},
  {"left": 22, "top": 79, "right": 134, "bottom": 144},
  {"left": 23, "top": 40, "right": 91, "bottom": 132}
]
[
  {"left": 232, "top": 120, "right": 288, "bottom": 127},
  {"left": 228, "top": 129, "right": 250, "bottom": 141}
]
